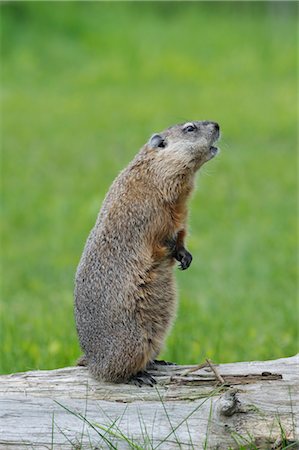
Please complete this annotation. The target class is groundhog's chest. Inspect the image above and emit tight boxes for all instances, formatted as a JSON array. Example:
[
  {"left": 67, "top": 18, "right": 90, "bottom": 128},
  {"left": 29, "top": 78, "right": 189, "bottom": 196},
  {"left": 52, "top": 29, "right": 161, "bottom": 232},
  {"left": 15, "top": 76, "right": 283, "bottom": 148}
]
[{"left": 169, "top": 198, "right": 188, "bottom": 231}]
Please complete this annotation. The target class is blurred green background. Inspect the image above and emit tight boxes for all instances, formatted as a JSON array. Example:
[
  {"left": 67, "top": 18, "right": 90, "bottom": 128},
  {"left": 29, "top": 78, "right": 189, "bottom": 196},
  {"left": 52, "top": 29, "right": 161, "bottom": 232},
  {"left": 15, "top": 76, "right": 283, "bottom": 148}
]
[{"left": 1, "top": 2, "right": 297, "bottom": 375}]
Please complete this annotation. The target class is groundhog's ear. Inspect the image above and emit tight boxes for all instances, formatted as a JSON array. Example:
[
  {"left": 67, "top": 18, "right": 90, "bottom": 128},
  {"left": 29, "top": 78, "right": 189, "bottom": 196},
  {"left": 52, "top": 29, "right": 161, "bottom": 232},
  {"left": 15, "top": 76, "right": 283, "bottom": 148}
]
[{"left": 148, "top": 134, "right": 166, "bottom": 149}]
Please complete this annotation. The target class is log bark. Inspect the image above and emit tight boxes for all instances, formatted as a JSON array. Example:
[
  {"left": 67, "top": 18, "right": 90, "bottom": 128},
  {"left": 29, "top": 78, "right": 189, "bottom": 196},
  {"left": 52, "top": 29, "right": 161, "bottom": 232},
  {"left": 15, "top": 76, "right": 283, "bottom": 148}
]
[{"left": 0, "top": 355, "right": 298, "bottom": 449}]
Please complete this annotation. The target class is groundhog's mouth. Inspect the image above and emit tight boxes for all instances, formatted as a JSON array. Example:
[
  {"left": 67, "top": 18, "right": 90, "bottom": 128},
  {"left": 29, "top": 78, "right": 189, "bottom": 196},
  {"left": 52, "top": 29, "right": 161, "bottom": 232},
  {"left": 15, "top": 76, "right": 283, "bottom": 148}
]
[
  {"left": 208, "top": 146, "right": 219, "bottom": 159},
  {"left": 208, "top": 127, "right": 220, "bottom": 159}
]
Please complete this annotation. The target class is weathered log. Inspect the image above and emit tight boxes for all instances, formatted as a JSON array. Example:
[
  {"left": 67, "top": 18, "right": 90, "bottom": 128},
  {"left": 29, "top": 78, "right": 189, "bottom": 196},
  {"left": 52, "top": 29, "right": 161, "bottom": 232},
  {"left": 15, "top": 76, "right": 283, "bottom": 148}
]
[{"left": 0, "top": 355, "right": 298, "bottom": 449}]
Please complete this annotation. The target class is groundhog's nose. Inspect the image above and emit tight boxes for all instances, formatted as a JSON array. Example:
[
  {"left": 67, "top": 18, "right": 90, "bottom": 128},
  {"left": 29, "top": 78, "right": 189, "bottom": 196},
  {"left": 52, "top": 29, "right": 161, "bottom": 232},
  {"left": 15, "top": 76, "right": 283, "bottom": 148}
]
[
  {"left": 204, "top": 121, "right": 219, "bottom": 131},
  {"left": 201, "top": 121, "right": 219, "bottom": 131}
]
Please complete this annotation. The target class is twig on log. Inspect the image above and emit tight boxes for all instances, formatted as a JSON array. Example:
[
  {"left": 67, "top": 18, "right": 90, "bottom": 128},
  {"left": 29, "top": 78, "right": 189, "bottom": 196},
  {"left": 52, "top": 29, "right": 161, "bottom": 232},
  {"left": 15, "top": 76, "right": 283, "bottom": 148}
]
[
  {"left": 206, "top": 358, "right": 225, "bottom": 384},
  {"left": 180, "top": 362, "right": 208, "bottom": 376}
]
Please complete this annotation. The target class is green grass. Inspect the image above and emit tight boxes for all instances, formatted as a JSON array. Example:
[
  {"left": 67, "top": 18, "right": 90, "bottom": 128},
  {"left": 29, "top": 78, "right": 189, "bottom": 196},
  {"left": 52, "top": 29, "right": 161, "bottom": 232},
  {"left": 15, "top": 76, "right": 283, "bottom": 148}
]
[{"left": 1, "top": 2, "right": 298, "bottom": 374}]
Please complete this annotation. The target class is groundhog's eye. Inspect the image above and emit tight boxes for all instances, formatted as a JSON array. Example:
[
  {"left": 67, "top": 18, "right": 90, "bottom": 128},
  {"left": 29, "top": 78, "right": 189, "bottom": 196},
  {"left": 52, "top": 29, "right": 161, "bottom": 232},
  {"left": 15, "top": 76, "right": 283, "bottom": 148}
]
[{"left": 183, "top": 123, "right": 196, "bottom": 133}]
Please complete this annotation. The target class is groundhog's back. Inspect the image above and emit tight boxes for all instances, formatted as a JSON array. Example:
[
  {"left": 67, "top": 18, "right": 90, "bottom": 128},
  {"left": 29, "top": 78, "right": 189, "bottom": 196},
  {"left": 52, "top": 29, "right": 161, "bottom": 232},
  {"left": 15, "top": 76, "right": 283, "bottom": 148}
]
[{"left": 74, "top": 166, "right": 179, "bottom": 374}]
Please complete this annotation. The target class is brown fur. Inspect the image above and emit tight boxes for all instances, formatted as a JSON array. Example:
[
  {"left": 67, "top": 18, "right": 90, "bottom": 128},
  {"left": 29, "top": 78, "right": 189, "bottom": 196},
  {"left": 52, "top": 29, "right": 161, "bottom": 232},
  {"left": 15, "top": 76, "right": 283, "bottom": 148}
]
[{"left": 74, "top": 120, "right": 220, "bottom": 383}]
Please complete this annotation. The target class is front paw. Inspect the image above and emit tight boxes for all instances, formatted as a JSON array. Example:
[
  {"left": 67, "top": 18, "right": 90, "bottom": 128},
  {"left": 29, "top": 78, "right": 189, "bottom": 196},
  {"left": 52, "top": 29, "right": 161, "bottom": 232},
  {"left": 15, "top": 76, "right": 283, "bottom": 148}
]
[{"left": 177, "top": 248, "right": 193, "bottom": 270}]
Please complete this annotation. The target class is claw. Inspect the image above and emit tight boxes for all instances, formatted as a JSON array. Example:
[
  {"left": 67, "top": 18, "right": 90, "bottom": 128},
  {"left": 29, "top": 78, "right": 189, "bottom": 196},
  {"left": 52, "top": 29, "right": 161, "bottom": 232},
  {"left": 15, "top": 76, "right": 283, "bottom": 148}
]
[
  {"left": 173, "top": 246, "right": 193, "bottom": 270},
  {"left": 179, "top": 251, "right": 192, "bottom": 270},
  {"left": 129, "top": 371, "right": 156, "bottom": 387},
  {"left": 146, "top": 359, "right": 177, "bottom": 370},
  {"left": 153, "top": 359, "right": 176, "bottom": 366}
]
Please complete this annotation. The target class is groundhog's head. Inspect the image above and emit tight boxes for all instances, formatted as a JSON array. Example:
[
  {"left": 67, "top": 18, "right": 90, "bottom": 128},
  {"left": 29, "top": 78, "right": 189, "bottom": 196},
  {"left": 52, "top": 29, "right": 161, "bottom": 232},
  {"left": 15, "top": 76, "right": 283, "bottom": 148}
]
[{"left": 145, "top": 121, "right": 220, "bottom": 176}]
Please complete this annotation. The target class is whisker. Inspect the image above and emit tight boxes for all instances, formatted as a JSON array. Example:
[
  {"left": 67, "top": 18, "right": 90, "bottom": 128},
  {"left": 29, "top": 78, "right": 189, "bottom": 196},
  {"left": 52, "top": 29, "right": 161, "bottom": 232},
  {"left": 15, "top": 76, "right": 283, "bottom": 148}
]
[{"left": 219, "top": 137, "right": 231, "bottom": 150}]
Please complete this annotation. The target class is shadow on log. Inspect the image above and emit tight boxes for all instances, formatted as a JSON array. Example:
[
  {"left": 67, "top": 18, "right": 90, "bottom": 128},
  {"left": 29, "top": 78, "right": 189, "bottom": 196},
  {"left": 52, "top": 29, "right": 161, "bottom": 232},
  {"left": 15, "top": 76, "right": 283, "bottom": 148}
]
[{"left": 0, "top": 355, "right": 298, "bottom": 449}]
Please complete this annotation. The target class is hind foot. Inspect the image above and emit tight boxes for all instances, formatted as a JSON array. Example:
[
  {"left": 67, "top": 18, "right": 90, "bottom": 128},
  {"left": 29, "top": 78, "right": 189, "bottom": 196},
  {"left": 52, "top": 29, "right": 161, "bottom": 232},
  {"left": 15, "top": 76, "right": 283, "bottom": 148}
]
[
  {"left": 129, "top": 370, "right": 156, "bottom": 387},
  {"left": 154, "top": 359, "right": 176, "bottom": 366},
  {"left": 147, "top": 359, "right": 177, "bottom": 370}
]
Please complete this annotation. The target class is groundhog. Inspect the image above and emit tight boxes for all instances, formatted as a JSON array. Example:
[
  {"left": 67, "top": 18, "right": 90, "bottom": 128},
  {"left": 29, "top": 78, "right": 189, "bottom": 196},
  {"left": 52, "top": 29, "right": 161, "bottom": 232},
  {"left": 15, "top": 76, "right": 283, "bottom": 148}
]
[{"left": 74, "top": 120, "right": 220, "bottom": 385}]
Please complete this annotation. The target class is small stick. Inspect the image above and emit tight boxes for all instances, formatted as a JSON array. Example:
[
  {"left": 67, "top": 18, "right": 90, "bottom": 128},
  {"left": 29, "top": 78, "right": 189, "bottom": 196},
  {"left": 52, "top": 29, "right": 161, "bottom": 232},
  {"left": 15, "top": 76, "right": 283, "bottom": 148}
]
[
  {"left": 180, "top": 362, "right": 208, "bottom": 377},
  {"left": 206, "top": 358, "right": 225, "bottom": 384}
]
